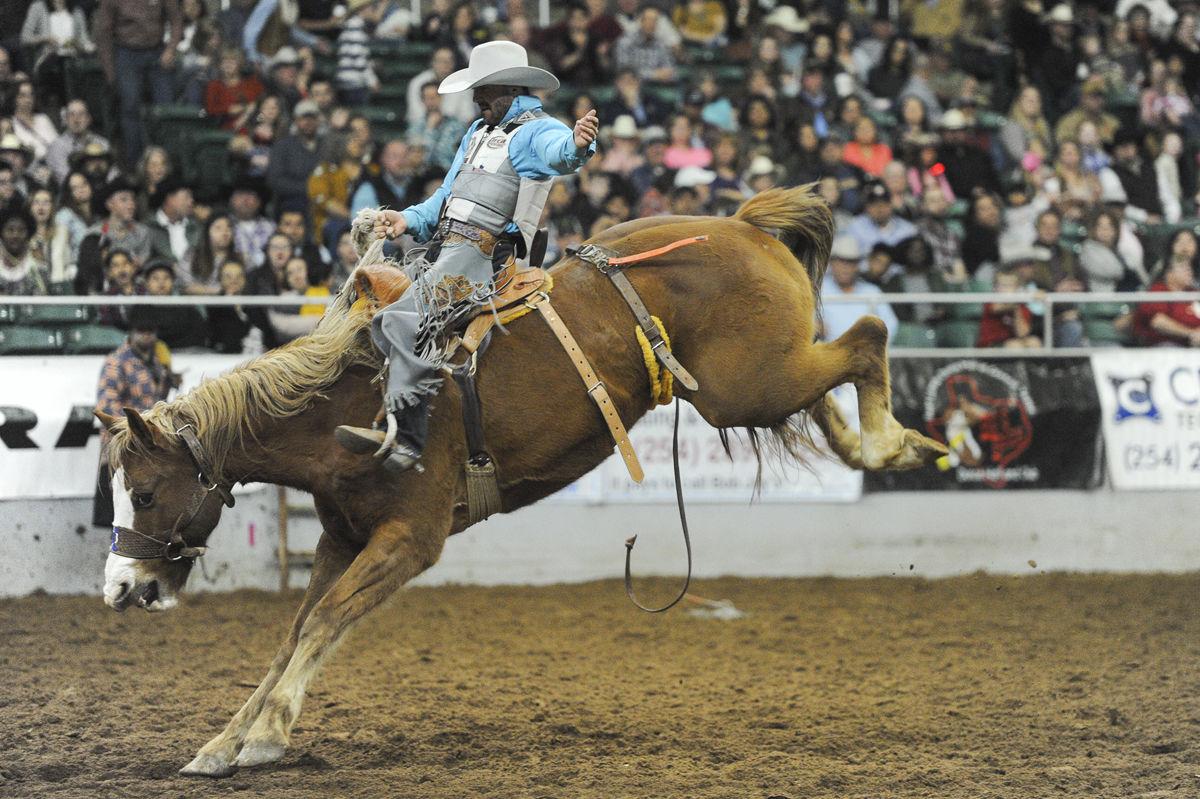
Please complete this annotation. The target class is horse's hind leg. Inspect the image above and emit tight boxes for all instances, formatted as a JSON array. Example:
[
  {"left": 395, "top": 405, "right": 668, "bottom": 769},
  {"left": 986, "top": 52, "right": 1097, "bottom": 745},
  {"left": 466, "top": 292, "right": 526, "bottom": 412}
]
[
  {"left": 834, "top": 317, "right": 946, "bottom": 470},
  {"left": 809, "top": 392, "right": 865, "bottom": 469},
  {"left": 234, "top": 515, "right": 448, "bottom": 768},
  {"left": 180, "top": 504, "right": 358, "bottom": 778}
]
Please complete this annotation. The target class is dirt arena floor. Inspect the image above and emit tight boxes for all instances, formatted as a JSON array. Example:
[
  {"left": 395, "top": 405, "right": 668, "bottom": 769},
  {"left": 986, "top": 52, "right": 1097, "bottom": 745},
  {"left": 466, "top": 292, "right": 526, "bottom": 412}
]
[{"left": 0, "top": 573, "right": 1197, "bottom": 799}]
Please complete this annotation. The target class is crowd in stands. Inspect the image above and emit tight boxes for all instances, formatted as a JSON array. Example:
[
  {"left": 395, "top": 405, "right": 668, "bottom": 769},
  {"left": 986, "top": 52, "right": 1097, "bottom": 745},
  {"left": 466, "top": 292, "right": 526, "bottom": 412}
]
[{"left": 1, "top": 0, "right": 1200, "bottom": 354}]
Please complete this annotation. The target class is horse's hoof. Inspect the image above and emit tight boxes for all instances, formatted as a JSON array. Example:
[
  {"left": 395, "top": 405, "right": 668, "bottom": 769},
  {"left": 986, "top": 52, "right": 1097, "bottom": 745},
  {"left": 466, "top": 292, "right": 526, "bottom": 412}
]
[
  {"left": 179, "top": 752, "right": 237, "bottom": 778},
  {"left": 234, "top": 739, "right": 287, "bottom": 768}
]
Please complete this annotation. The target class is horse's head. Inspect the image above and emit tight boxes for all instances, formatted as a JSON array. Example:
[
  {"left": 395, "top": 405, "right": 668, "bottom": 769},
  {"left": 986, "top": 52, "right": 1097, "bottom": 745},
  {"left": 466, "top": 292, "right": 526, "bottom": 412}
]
[{"left": 97, "top": 408, "right": 234, "bottom": 613}]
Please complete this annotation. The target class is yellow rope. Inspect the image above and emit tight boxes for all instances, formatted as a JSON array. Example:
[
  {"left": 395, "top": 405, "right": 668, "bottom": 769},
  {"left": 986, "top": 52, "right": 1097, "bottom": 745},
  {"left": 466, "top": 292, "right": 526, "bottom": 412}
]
[{"left": 636, "top": 316, "right": 673, "bottom": 405}]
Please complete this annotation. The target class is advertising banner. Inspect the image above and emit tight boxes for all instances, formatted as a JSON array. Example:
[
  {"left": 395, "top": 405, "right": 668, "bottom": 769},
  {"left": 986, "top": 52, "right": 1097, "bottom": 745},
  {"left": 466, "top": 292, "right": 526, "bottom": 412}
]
[
  {"left": 0, "top": 355, "right": 248, "bottom": 500},
  {"left": 2, "top": 357, "right": 863, "bottom": 504},
  {"left": 1091, "top": 350, "right": 1200, "bottom": 490},
  {"left": 866, "top": 358, "right": 1103, "bottom": 491}
]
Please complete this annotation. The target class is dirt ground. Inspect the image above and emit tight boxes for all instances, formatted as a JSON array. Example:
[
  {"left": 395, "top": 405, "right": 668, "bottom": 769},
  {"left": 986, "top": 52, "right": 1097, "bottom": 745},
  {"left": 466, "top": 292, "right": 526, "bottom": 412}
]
[{"left": 0, "top": 574, "right": 1197, "bottom": 799}]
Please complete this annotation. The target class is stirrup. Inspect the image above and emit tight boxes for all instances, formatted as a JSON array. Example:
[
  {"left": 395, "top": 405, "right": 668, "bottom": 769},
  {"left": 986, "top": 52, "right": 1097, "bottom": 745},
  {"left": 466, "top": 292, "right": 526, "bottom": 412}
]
[{"left": 382, "top": 444, "right": 423, "bottom": 475}]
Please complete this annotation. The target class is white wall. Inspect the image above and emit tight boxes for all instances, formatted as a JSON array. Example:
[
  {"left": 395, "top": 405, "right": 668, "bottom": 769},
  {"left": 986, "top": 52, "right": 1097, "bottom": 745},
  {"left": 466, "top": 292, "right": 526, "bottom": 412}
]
[{"left": 4, "top": 488, "right": 1198, "bottom": 598}]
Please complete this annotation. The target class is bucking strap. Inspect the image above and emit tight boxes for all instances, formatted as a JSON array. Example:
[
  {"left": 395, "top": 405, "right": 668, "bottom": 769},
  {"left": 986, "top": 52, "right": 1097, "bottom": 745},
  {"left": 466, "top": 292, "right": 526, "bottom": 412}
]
[{"left": 529, "top": 294, "right": 644, "bottom": 483}]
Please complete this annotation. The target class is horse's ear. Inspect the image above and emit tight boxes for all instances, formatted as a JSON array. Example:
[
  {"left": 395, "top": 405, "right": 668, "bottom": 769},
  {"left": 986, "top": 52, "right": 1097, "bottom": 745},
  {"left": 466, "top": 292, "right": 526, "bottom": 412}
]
[
  {"left": 94, "top": 409, "right": 121, "bottom": 432},
  {"left": 122, "top": 408, "right": 163, "bottom": 449}
]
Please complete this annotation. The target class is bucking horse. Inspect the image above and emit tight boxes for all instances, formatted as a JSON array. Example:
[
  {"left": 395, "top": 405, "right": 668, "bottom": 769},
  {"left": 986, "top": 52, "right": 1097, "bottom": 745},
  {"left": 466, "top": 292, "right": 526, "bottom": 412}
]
[{"left": 95, "top": 186, "right": 946, "bottom": 777}]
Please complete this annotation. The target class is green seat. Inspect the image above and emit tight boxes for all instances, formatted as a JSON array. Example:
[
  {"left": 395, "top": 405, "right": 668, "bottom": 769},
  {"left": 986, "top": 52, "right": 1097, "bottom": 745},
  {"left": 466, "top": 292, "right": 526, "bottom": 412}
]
[
  {"left": 935, "top": 320, "right": 980, "bottom": 348},
  {"left": 1084, "top": 319, "right": 1127, "bottom": 347},
  {"left": 0, "top": 326, "right": 61, "bottom": 354},
  {"left": 587, "top": 85, "right": 617, "bottom": 105},
  {"left": 353, "top": 106, "right": 400, "bottom": 126},
  {"left": 1080, "top": 301, "right": 1127, "bottom": 319},
  {"left": 18, "top": 304, "right": 90, "bottom": 325},
  {"left": 712, "top": 65, "right": 747, "bottom": 85},
  {"left": 147, "top": 105, "right": 210, "bottom": 160},
  {"left": 950, "top": 301, "right": 984, "bottom": 320},
  {"left": 62, "top": 324, "right": 127, "bottom": 354},
  {"left": 64, "top": 58, "right": 116, "bottom": 139},
  {"left": 46, "top": 281, "right": 75, "bottom": 296},
  {"left": 185, "top": 130, "right": 236, "bottom": 202},
  {"left": 645, "top": 84, "right": 682, "bottom": 106},
  {"left": 0, "top": 304, "right": 16, "bottom": 324},
  {"left": 892, "top": 322, "right": 936, "bottom": 349}
]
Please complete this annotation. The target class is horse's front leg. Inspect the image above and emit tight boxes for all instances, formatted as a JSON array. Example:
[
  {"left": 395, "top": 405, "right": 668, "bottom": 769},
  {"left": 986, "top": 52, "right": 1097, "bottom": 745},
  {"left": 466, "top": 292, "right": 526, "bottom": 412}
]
[
  {"left": 234, "top": 516, "right": 447, "bottom": 768},
  {"left": 181, "top": 521, "right": 358, "bottom": 777}
]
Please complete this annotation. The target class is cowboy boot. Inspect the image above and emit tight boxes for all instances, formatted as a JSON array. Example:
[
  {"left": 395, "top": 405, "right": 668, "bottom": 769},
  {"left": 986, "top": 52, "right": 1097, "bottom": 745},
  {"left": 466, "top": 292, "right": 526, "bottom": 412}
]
[{"left": 334, "top": 424, "right": 422, "bottom": 474}]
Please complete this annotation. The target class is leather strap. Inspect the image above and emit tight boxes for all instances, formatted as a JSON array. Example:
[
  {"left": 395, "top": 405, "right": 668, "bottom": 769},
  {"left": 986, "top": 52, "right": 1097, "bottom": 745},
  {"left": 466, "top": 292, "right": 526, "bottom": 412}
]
[
  {"left": 607, "top": 270, "right": 699, "bottom": 391},
  {"left": 176, "top": 424, "right": 235, "bottom": 508},
  {"left": 450, "top": 332, "right": 492, "bottom": 463},
  {"left": 530, "top": 294, "right": 644, "bottom": 483}
]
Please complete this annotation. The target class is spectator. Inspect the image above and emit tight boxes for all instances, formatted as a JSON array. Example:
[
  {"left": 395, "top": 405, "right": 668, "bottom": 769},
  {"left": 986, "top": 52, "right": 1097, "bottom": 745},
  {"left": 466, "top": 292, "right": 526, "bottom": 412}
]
[
  {"left": 409, "top": 82, "right": 466, "bottom": 172},
  {"left": 842, "top": 117, "right": 892, "bottom": 179},
  {"left": 189, "top": 212, "right": 235, "bottom": 295},
  {"left": 601, "top": 69, "right": 670, "bottom": 129},
  {"left": 1031, "top": 4, "right": 1078, "bottom": 121},
  {"left": 1033, "top": 209, "right": 1082, "bottom": 290},
  {"left": 308, "top": 137, "right": 364, "bottom": 240},
  {"left": 1000, "top": 86, "right": 1053, "bottom": 172},
  {"left": 914, "top": 179, "right": 967, "bottom": 287},
  {"left": 54, "top": 169, "right": 94, "bottom": 281},
  {"left": 44, "top": 100, "right": 109, "bottom": 186},
  {"left": 743, "top": 155, "right": 780, "bottom": 195},
  {"left": 614, "top": 7, "right": 676, "bottom": 83},
  {"left": 937, "top": 109, "right": 1000, "bottom": 199},
  {"left": 70, "top": 140, "right": 117, "bottom": 189},
  {"left": 218, "top": 0, "right": 257, "bottom": 50},
  {"left": 93, "top": 0, "right": 182, "bottom": 166},
  {"left": 267, "top": 254, "right": 326, "bottom": 342},
  {"left": 267, "top": 99, "right": 324, "bottom": 213},
  {"left": 274, "top": 207, "right": 328, "bottom": 280},
  {"left": 140, "top": 257, "right": 207, "bottom": 349},
  {"left": 96, "top": 248, "right": 142, "bottom": 327},
  {"left": 93, "top": 304, "right": 178, "bottom": 526},
  {"left": 782, "top": 124, "right": 821, "bottom": 186},
  {"left": 1134, "top": 255, "right": 1200, "bottom": 347},
  {"left": 207, "top": 258, "right": 253, "bottom": 353},
  {"left": 77, "top": 177, "right": 152, "bottom": 294},
  {"left": 327, "top": 227, "right": 359, "bottom": 287},
  {"left": 147, "top": 177, "right": 200, "bottom": 285},
  {"left": 1079, "top": 209, "right": 1147, "bottom": 294},
  {"left": 228, "top": 179, "right": 273, "bottom": 268},
  {"left": 205, "top": 46, "right": 265, "bottom": 130},
  {"left": 1055, "top": 75, "right": 1120, "bottom": 146},
  {"left": 541, "top": 4, "right": 609, "bottom": 86},
  {"left": 134, "top": 145, "right": 172, "bottom": 221},
  {"left": 0, "top": 161, "right": 24, "bottom": 218},
  {"left": 977, "top": 268, "right": 1040, "bottom": 349},
  {"left": 820, "top": 234, "right": 898, "bottom": 343},
  {"left": 1153, "top": 134, "right": 1185, "bottom": 225},
  {"left": 0, "top": 205, "right": 48, "bottom": 296},
  {"left": 351, "top": 138, "right": 420, "bottom": 217},
  {"left": 600, "top": 115, "right": 643, "bottom": 177},
  {"left": 663, "top": 114, "right": 711, "bottom": 170},
  {"left": 440, "top": 3, "right": 488, "bottom": 66},
  {"left": 1109, "top": 128, "right": 1163, "bottom": 224},
  {"left": 1051, "top": 138, "right": 1102, "bottom": 213},
  {"left": 406, "top": 46, "right": 475, "bottom": 128},
  {"left": 1098, "top": 177, "right": 1147, "bottom": 280},
  {"left": 629, "top": 126, "right": 669, "bottom": 200},
  {"left": 846, "top": 181, "right": 918, "bottom": 255},
  {"left": 737, "top": 95, "right": 780, "bottom": 164},
  {"left": 7, "top": 78, "right": 57, "bottom": 163},
  {"left": 173, "top": 0, "right": 218, "bottom": 103},
  {"left": 263, "top": 46, "right": 306, "bottom": 109},
  {"left": 867, "top": 37, "right": 912, "bottom": 105},
  {"left": 961, "top": 189, "right": 1003, "bottom": 281},
  {"left": 336, "top": 0, "right": 385, "bottom": 107},
  {"left": 20, "top": 0, "right": 95, "bottom": 111},
  {"left": 27, "top": 186, "right": 56, "bottom": 277},
  {"left": 231, "top": 94, "right": 288, "bottom": 179},
  {"left": 815, "top": 133, "right": 865, "bottom": 213},
  {"left": 614, "top": 0, "right": 680, "bottom": 49},
  {"left": 673, "top": 0, "right": 726, "bottom": 46}
]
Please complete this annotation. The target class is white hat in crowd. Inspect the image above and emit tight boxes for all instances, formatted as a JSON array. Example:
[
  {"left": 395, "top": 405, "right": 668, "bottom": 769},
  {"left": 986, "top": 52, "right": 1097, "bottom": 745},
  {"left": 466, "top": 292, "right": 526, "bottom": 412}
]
[
  {"left": 674, "top": 166, "right": 716, "bottom": 188},
  {"left": 763, "top": 6, "right": 811, "bottom": 33},
  {"left": 830, "top": 235, "right": 863, "bottom": 262},
  {"left": 611, "top": 115, "right": 639, "bottom": 139}
]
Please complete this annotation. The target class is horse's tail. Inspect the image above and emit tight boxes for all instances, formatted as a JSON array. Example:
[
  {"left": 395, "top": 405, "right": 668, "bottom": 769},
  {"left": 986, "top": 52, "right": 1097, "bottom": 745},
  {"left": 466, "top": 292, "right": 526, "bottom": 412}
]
[{"left": 733, "top": 184, "right": 834, "bottom": 318}]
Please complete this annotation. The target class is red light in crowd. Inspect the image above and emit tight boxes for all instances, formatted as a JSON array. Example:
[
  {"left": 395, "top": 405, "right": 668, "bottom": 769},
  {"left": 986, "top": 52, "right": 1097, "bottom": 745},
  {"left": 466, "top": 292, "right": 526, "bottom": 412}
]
[{"left": 930, "top": 163, "right": 945, "bottom": 176}]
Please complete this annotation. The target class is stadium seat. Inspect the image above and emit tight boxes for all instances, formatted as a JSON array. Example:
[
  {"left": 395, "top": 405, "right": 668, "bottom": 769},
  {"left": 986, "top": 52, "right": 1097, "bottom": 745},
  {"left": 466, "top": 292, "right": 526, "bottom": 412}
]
[
  {"left": 1079, "top": 301, "right": 1127, "bottom": 319},
  {"left": 0, "top": 326, "right": 61, "bottom": 354},
  {"left": 147, "top": 105, "right": 210, "bottom": 159},
  {"left": 935, "top": 320, "right": 979, "bottom": 348},
  {"left": 1084, "top": 319, "right": 1127, "bottom": 347},
  {"left": 645, "top": 84, "right": 682, "bottom": 106},
  {"left": 0, "top": 305, "right": 15, "bottom": 324},
  {"left": 61, "top": 324, "right": 127, "bottom": 355},
  {"left": 892, "top": 322, "right": 937, "bottom": 349},
  {"left": 18, "top": 304, "right": 90, "bottom": 325},
  {"left": 46, "top": 281, "right": 74, "bottom": 295},
  {"left": 185, "top": 130, "right": 236, "bottom": 202},
  {"left": 64, "top": 57, "right": 116, "bottom": 139}
]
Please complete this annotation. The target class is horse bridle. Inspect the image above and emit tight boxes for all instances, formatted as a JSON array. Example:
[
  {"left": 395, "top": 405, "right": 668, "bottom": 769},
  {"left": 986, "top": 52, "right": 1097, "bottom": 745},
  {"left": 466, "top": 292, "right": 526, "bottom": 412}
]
[{"left": 109, "top": 424, "right": 236, "bottom": 562}]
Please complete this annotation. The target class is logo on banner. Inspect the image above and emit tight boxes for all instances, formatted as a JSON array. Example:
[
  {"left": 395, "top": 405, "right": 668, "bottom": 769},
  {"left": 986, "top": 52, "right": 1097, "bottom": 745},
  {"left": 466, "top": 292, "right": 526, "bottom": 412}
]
[
  {"left": 923, "top": 360, "right": 1038, "bottom": 487},
  {"left": 1108, "top": 374, "right": 1161, "bottom": 422}
]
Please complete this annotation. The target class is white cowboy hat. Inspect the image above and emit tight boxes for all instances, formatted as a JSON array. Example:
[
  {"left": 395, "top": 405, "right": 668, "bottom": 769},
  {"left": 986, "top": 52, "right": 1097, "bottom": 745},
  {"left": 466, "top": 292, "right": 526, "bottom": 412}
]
[
  {"left": 674, "top": 166, "right": 716, "bottom": 188},
  {"left": 763, "top": 6, "right": 810, "bottom": 33},
  {"left": 438, "top": 41, "right": 559, "bottom": 95},
  {"left": 611, "top": 115, "right": 639, "bottom": 139},
  {"left": 1044, "top": 3, "right": 1074, "bottom": 24}
]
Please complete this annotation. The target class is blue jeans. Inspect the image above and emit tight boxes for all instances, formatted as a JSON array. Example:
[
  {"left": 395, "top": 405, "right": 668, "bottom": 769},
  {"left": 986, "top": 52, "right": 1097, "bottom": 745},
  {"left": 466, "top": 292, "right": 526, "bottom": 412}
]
[{"left": 114, "top": 46, "right": 174, "bottom": 166}]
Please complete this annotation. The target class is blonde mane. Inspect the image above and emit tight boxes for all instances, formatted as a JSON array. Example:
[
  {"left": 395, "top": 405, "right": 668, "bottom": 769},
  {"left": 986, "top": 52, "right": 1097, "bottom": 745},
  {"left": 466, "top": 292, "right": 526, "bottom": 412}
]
[{"left": 108, "top": 286, "right": 383, "bottom": 478}]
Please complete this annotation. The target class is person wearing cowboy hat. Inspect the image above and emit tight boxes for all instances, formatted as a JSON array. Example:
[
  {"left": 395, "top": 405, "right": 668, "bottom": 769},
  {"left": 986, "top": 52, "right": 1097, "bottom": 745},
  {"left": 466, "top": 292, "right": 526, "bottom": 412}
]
[
  {"left": 336, "top": 40, "right": 600, "bottom": 472},
  {"left": 75, "top": 176, "right": 153, "bottom": 294}
]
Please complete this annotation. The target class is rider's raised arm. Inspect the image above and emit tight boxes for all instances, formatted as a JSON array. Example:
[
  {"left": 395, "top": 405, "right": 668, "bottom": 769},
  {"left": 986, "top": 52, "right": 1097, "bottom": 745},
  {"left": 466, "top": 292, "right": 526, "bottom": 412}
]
[
  {"left": 509, "top": 118, "right": 597, "bottom": 178},
  {"left": 399, "top": 119, "right": 483, "bottom": 242}
]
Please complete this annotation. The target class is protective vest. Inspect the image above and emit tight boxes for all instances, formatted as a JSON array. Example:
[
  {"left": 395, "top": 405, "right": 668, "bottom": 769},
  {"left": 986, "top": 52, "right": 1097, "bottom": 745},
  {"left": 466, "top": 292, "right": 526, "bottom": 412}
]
[{"left": 444, "top": 109, "right": 550, "bottom": 240}]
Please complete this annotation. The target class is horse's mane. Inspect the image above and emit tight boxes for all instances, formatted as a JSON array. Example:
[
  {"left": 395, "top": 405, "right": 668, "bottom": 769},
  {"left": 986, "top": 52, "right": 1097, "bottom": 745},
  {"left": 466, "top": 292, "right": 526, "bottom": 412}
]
[{"left": 107, "top": 283, "right": 383, "bottom": 478}]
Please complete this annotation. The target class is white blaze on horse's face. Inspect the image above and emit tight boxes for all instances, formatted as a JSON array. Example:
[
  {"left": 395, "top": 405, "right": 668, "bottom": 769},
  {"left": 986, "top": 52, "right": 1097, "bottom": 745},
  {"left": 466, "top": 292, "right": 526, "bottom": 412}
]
[{"left": 103, "top": 468, "right": 180, "bottom": 613}]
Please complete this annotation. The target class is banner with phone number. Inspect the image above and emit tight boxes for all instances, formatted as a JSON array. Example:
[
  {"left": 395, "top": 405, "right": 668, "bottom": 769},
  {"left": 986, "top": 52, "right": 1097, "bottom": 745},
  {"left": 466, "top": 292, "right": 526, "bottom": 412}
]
[{"left": 1091, "top": 350, "right": 1200, "bottom": 490}]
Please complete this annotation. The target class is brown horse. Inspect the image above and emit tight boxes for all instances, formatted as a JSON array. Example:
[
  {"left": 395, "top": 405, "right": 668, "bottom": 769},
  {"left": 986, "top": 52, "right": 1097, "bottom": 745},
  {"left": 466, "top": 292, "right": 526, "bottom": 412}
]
[{"left": 95, "top": 187, "right": 945, "bottom": 777}]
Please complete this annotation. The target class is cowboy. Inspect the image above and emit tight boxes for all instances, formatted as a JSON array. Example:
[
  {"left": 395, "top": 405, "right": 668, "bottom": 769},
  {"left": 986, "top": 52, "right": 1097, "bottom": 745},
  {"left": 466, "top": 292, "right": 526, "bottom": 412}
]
[{"left": 334, "top": 41, "right": 600, "bottom": 472}]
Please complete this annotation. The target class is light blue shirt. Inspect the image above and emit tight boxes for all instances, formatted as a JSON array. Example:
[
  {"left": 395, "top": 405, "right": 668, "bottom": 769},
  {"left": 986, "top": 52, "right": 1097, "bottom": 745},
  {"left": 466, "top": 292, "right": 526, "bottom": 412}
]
[
  {"left": 400, "top": 96, "right": 596, "bottom": 242},
  {"left": 845, "top": 213, "right": 918, "bottom": 257},
  {"left": 820, "top": 273, "right": 898, "bottom": 343}
]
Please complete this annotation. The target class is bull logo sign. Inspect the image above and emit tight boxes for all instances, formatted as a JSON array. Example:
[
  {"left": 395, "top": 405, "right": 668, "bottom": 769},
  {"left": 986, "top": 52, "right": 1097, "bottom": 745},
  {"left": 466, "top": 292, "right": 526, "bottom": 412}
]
[
  {"left": 922, "top": 360, "right": 1037, "bottom": 488},
  {"left": 1108, "top": 374, "right": 1161, "bottom": 423}
]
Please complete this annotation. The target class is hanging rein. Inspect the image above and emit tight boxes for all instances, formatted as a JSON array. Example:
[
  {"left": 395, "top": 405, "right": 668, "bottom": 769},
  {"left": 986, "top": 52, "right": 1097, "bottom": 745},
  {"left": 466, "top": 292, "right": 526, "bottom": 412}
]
[{"left": 109, "top": 424, "right": 236, "bottom": 562}]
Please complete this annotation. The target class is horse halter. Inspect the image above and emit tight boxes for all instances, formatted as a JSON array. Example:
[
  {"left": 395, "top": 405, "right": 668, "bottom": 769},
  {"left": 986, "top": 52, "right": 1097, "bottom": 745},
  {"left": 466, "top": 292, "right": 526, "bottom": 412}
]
[{"left": 109, "top": 424, "right": 236, "bottom": 562}]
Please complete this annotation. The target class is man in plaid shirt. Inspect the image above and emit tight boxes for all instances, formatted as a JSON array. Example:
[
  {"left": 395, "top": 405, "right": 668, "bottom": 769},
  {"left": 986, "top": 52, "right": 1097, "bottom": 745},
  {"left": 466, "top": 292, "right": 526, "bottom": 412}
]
[{"left": 93, "top": 306, "right": 179, "bottom": 526}]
